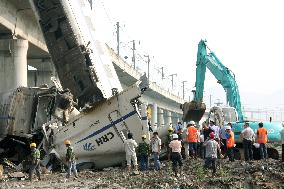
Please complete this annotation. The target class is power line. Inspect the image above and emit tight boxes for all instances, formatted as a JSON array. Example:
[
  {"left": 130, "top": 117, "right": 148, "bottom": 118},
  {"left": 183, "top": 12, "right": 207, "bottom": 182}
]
[
  {"left": 99, "top": 0, "right": 114, "bottom": 25},
  {"left": 96, "top": 2, "right": 186, "bottom": 98}
]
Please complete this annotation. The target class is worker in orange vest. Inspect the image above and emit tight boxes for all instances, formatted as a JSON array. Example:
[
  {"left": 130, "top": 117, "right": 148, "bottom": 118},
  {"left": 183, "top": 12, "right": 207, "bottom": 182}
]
[
  {"left": 257, "top": 122, "right": 268, "bottom": 159},
  {"left": 187, "top": 121, "right": 198, "bottom": 159},
  {"left": 225, "top": 125, "right": 235, "bottom": 162}
]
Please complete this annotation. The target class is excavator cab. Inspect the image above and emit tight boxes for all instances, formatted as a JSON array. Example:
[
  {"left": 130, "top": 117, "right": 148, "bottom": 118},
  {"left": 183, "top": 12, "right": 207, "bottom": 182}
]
[{"left": 206, "top": 106, "right": 238, "bottom": 127}]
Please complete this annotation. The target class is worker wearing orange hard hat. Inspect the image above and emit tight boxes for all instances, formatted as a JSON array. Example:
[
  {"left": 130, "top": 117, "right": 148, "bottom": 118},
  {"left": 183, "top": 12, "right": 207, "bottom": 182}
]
[
  {"left": 65, "top": 139, "right": 78, "bottom": 178},
  {"left": 137, "top": 134, "right": 150, "bottom": 171},
  {"left": 29, "top": 143, "right": 41, "bottom": 181}
]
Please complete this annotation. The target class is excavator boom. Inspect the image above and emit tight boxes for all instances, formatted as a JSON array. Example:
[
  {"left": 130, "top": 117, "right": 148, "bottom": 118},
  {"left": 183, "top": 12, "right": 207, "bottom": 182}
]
[{"left": 182, "top": 40, "right": 244, "bottom": 122}]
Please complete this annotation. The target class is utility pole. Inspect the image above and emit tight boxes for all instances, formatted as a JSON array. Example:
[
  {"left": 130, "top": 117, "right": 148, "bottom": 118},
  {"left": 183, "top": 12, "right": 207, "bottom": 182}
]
[
  {"left": 169, "top": 74, "right": 177, "bottom": 89},
  {"left": 116, "top": 22, "right": 120, "bottom": 55},
  {"left": 209, "top": 94, "right": 212, "bottom": 107},
  {"left": 131, "top": 40, "right": 136, "bottom": 69},
  {"left": 144, "top": 55, "right": 150, "bottom": 80},
  {"left": 182, "top": 81, "right": 187, "bottom": 99},
  {"left": 160, "top": 67, "right": 164, "bottom": 79}
]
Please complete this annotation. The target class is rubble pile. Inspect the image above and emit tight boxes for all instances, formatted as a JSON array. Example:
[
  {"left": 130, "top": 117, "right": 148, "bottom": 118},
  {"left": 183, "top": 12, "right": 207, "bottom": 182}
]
[{"left": 0, "top": 159, "right": 283, "bottom": 189}]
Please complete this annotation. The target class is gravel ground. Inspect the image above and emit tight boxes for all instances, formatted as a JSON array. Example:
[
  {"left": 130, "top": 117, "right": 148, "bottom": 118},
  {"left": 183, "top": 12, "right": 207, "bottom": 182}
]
[{"left": 0, "top": 159, "right": 284, "bottom": 189}]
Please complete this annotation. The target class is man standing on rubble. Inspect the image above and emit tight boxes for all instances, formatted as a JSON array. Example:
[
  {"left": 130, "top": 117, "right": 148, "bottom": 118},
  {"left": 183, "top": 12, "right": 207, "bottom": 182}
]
[
  {"left": 182, "top": 124, "right": 190, "bottom": 159},
  {"left": 187, "top": 121, "right": 198, "bottom": 158},
  {"left": 165, "top": 127, "right": 174, "bottom": 160},
  {"left": 225, "top": 125, "right": 235, "bottom": 161},
  {"left": 175, "top": 122, "right": 183, "bottom": 133},
  {"left": 203, "top": 132, "right": 222, "bottom": 175},
  {"left": 240, "top": 122, "right": 255, "bottom": 161},
  {"left": 29, "top": 143, "right": 41, "bottom": 181},
  {"left": 65, "top": 140, "right": 78, "bottom": 178},
  {"left": 219, "top": 125, "right": 228, "bottom": 155},
  {"left": 151, "top": 132, "right": 161, "bottom": 170},
  {"left": 209, "top": 120, "right": 220, "bottom": 140},
  {"left": 169, "top": 134, "right": 183, "bottom": 177},
  {"left": 257, "top": 122, "right": 268, "bottom": 159},
  {"left": 137, "top": 134, "right": 149, "bottom": 171},
  {"left": 203, "top": 122, "right": 214, "bottom": 140},
  {"left": 124, "top": 133, "right": 138, "bottom": 172}
]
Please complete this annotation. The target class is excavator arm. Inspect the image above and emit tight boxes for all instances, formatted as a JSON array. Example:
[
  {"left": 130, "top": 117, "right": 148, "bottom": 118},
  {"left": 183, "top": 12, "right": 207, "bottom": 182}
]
[
  {"left": 205, "top": 50, "right": 244, "bottom": 121},
  {"left": 182, "top": 40, "right": 244, "bottom": 122}
]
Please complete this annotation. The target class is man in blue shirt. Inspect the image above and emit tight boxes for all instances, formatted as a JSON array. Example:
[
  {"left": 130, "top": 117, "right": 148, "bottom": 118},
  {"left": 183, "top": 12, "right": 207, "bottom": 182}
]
[{"left": 175, "top": 122, "right": 183, "bottom": 133}]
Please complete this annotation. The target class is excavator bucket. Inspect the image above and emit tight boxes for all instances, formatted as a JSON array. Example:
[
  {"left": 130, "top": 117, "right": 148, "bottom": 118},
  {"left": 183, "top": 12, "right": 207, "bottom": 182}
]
[{"left": 181, "top": 101, "right": 206, "bottom": 122}]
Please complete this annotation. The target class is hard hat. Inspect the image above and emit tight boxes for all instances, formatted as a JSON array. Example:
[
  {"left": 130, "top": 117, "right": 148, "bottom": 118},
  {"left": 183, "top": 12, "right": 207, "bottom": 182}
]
[
  {"left": 64, "top": 139, "right": 71, "bottom": 145},
  {"left": 172, "top": 134, "right": 178, "bottom": 139},
  {"left": 189, "top": 121, "right": 195, "bottom": 125},
  {"left": 253, "top": 143, "right": 260, "bottom": 148},
  {"left": 141, "top": 134, "right": 147, "bottom": 139},
  {"left": 209, "top": 132, "right": 215, "bottom": 138},
  {"left": 168, "top": 127, "right": 174, "bottom": 131},
  {"left": 225, "top": 126, "right": 231, "bottom": 130},
  {"left": 30, "top": 143, "right": 36, "bottom": 148}
]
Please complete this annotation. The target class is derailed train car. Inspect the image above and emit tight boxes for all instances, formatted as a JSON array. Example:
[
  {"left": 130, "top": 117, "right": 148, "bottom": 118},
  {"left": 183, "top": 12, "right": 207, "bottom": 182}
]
[
  {"left": 0, "top": 82, "right": 150, "bottom": 169},
  {"left": 0, "top": 0, "right": 155, "bottom": 170}
]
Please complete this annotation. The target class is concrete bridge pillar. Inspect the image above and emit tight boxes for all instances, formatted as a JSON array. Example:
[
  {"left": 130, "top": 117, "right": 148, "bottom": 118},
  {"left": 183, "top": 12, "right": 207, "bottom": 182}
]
[
  {"left": 158, "top": 108, "right": 164, "bottom": 128},
  {"left": 165, "top": 110, "right": 172, "bottom": 128},
  {"left": 141, "top": 104, "right": 148, "bottom": 132},
  {"left": 0, "top": 39, "right": 28, "bottom": 93},
  {"left": 151, "top": 103, "right": 158, "bottom": 131},
  {"left": 172, "top": 112, "right": 178, "bottom": 126}
]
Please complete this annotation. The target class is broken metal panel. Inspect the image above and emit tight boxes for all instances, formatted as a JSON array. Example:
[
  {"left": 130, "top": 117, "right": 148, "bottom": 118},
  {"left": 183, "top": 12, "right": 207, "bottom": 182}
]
[
  {"left": 43, "top": 83, "right": 144, "bottom": 169},
  {"left": 0, "top": 88, "right": 35, "bottom": 139},
  {"left": 0, "top": 87, "right": 51, "bottom": 140},
  {"left": 30, "top": 0, "right": 122, "bottom": 107},
  {"left": 32, "top": 95, "right": 53, "bottom": 131}
]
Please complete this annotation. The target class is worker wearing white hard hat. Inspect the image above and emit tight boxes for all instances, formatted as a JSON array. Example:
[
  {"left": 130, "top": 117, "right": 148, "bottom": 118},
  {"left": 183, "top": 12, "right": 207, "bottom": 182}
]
[
  {"left": 169, "top": 133, "right": 183, "bottom": 177},
  {"left": 187, "top": 121, "right": 198, "bottom": 158},
  {"left": 188, "top": 121, "right": 195, "bottom": 125},
  {"left": 172, "top": 134, "right": 178, "bottom": 139},
  {"left": 225, "top": 125, "right": 231, "bottom": 130},
  {"left": 225, "top": 125, "right": 235, "bottom": 162}
]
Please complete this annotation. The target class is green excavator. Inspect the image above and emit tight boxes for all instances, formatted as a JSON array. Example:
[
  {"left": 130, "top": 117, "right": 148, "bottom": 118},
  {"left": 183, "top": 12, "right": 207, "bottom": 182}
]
[{"left": 181, "top": 39, "right": 283, "bottom": 159}]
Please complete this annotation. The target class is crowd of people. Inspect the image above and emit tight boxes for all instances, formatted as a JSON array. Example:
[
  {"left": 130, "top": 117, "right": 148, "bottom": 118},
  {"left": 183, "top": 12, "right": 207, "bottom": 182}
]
[
  {"left": 123, "top": 120, "right": 284, "bottom": 177},
  {"left": 27, "top": 121, "right": 284, "bottom": 180}
]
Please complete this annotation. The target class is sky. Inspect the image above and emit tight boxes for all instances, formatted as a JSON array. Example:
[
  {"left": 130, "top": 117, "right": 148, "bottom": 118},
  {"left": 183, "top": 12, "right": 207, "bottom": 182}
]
[{"left": 92, "top": 0, "right": 284, "bottom": 109}]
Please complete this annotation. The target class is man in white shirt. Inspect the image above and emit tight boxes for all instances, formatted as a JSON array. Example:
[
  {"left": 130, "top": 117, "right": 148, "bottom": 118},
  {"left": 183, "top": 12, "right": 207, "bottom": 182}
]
[
  {"left": 124, "top": 133, "right": 138, "bottom": 172},
  {"left": 209, "top": 121, "right": 220, "bottom": 139},
  {"left": 169, "top": 134, "right": 183, "bottom": 177},
  {"left": 280, "top": 125, "right": 284, "bottom": 162},
  {"left": 151, "top": 132, "right": 161, "bottom": 170},
  {"left": 182, "top": 125, "right": 189, "bottom": 159},
  {"left": 240, "top": 122, "right": 255, "bottom": 161}
]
